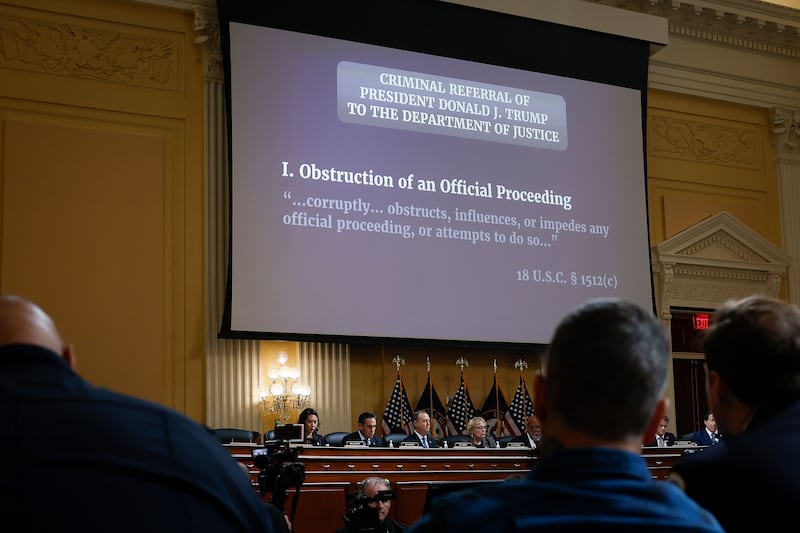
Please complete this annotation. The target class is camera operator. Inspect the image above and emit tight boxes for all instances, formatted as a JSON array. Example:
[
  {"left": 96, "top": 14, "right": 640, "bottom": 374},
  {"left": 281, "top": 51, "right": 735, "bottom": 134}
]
[{"left": 336, "top": 477, "right": 407, "bottom": 533}]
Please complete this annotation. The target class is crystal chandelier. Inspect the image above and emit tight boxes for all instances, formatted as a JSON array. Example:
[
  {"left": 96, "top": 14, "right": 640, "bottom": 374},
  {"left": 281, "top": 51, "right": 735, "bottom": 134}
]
[{"left": 259, "top": 351, "right": 311, "bottom": 424}]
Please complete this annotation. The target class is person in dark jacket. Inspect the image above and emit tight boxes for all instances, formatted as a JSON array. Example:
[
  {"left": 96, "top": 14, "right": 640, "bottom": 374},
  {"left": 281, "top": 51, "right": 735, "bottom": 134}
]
[
  {"left": 644, "top": 415, "right": 677, "bottom": 447},
  {"left": 401, "top": 410, "right": 439, "bottom": 448},
  {"left": 670, "top": 295, "right": 800, "bottom": 533},
  {"left": 342, "top": 411, "right": 385, "bottom": 447},
  {"left": 466, "top": 416, "right": 497, "bottom": 448},
  {"left": 335, "top": 477, "right": 406, "bottom": 533},
  {"left": 0, "top": 294, "right": 287, "bottom": 532},
  {"left": 408, "top": 298, "right": 723, "bottom": 533},
  {"left": 298, "top": 407, "right": 327, "bottom": 446}
]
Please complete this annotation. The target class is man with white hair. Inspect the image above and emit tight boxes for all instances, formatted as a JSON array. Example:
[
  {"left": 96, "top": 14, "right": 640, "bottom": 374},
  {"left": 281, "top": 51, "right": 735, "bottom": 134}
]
[{"left": 336, "top": 477, "right": 406, "bottom": 533}]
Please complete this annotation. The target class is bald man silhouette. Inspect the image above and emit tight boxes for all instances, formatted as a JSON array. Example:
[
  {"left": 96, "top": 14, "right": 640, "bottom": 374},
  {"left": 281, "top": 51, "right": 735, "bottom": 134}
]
[{"left": 0, "top": 295, "right": 286, "bottom": 532}]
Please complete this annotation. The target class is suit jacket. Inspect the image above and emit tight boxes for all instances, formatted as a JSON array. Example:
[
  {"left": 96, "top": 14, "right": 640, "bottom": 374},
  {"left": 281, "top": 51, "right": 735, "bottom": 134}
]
[
  {"left": 401, "top": 432, "right": 439, "bottom": 448},
  {"left": 303, "top": 432, "right": 327, "bottom": 446},
  {"left": 691, "top": 429, "right": 718, "bottom": 446},
  {"left": 671, "top": 400, "right": 800, "bottom": 533},
  {"left": 341, "top": 431, "right": 385, "bottom": 447},
  {"left": 468, "top": 435, "right": 497, "bottom": 448},
  {"left": 510, "top": 433, "right": 540, "bottom": 449},
  {"left": 644, "top": 432, "right": 677, "bottom": 447}
]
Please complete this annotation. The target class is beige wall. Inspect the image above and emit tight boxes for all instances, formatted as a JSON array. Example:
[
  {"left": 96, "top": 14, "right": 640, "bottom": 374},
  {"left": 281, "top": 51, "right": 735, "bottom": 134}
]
[
  {"left": 0, "top": 0, "right": 206, "bottom": 420},
  {"left": 647, "top": 90, "right": 782, "bottom": 249}
]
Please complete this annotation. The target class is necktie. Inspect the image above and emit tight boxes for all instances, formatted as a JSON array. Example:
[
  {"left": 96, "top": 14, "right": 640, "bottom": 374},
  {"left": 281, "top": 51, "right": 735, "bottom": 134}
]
[
  {"left": 365, "top": 438, "right": 371, "bottom": 447},
  {"left": 422, "top": 436, "right": 428, "bottom": 448},
  {"left": 657, "top": 435, "right": 664, "bottom": 447}
]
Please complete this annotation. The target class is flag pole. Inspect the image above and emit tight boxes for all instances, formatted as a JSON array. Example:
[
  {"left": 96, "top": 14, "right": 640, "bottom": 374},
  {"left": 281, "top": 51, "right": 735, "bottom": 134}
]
[
  {"left": 493, "top": 359, "right": 501, "bottom": 436},
  {"left": 426, "top": 356, "right": 432, "bottom": 418},
  {"left": 392, "top": 354, "right": 407, "bottom": 433}
]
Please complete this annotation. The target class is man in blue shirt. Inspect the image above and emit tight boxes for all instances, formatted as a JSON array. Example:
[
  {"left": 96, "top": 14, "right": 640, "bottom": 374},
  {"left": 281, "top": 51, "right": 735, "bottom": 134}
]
[{"left": 409, "top": 298, "right": 723, "bottom": 533}]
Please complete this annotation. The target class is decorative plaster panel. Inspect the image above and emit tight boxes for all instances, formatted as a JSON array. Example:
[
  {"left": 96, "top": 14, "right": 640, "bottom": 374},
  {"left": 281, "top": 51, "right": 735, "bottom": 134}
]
[
  {"left": 0, "top": 12, "right": 177, "bottom": 88},
  {"left": 649, "top": 113, "right": 760, "bottom": 167}
]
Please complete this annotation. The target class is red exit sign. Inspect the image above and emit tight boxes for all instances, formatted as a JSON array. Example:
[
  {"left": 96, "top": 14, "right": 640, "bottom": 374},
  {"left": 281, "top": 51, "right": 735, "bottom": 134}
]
[{"left": 693, "top": 313, "right": 710, "bottom": 330}]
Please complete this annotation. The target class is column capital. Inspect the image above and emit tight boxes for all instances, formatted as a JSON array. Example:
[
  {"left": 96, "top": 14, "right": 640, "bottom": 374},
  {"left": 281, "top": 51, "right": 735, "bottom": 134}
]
[
  {"left": 771, "top": 106, "right": 800, "bottom": 164},
  {"left": 193, "top": 6, "right": 222, "bottom": 81}
]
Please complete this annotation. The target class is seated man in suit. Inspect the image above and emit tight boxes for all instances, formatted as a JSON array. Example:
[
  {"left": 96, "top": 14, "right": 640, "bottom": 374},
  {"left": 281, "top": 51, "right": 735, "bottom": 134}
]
[
  {"left": 691, "top": 411, "right": 721, "bottom": 446},
  {"left": 509, "top": 414, "right": 543, "bottom": 450},
  {"left": 401, "top": 410, "right": 439, "bottom": 448},
  {"left": 342, "top": 411, "right": 385, "bottom": 447},
  {"left": 644, "top": 415, "right": 677, "bottom": 447}
]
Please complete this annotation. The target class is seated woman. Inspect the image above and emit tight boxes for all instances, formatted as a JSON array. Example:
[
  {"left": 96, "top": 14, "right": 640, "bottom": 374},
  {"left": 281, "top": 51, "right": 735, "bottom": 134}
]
[
  {"left": 466, "top": 416, "right": 497, "bottom": 448},
  {"left": 299, "top": 407, "right": 327, "bottom": 446}
]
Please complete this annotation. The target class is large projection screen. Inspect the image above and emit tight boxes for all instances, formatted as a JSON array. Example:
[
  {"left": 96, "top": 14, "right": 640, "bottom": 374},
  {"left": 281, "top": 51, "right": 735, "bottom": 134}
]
[{"left": 218, "top": 1, "right": 656, "bottom": 348}]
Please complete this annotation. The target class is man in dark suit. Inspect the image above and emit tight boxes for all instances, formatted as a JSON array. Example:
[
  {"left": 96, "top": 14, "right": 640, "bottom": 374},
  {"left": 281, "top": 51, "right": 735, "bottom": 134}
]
[
  {"left": 509, "top": 414, "right": 543, "bottom": 450},
  {"left": 690, "top": 411, "right": 720, "bottom": 446},
  {"left": 401, "top": 410, "right": 439, "bottom": 448},
  {"left": 670, "top": 295, "right": 800, "bottom": 533},
  {"left": 644, "top": 415, "right": 677, "bottom": 447},
  {"left": 342, "top": 411, "right": 385, "bottom": 447}
]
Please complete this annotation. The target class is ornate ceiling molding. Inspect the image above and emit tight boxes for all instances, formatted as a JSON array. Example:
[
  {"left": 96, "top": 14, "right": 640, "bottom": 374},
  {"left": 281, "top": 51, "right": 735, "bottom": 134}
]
[{"left": 586, "top": 0, "right": 800, "bottom": 58}]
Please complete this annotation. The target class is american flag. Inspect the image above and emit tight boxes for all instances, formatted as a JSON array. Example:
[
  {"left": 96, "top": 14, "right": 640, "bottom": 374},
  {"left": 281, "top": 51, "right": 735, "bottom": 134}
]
[
  {"left": 446, "top": 374, "right": 475, "bottom": 436},
  {"left": 506, "top": 375, "right": 534, "bottom": 436},
  {"left": 414, "top": 373, "right": 449, "bottom": 439},
  {"left": 480, "top": 375, "right": 513, "bottom": 437},
  {"left": 381, "top": 373, "right": 413, "bottom": 436}
]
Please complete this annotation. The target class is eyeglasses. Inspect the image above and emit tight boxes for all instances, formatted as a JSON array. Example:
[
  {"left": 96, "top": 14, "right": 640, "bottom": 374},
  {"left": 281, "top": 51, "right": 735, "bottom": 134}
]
[{"left": 475, "top": 426, "right": 487, "bottom": 430}]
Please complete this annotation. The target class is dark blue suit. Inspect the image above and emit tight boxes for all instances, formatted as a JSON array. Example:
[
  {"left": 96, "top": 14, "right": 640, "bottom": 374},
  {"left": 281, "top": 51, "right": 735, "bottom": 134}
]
[
  {"left": 644, "top": 432, "right": 677, "bottom": 447},
  {"left": 691, "top": 429, "right": 719, "bottom": 446},
  {"left": 401, "top": 432, "right": 439, "bottom": 448},
  {"left": 0, "top": 344, "right": 285, "bottom": 532},
  {"left": 341, "top": 431, "right": 385, "bottom": 447},
  {"left": 671, "top": 400, "right": 800, "bottom": 533}
]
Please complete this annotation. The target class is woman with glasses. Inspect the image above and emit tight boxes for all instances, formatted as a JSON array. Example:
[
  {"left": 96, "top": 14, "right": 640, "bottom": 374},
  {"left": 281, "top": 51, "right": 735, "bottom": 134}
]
[{"left": 466, "top": 417, "right": 497, "bottom": 448}]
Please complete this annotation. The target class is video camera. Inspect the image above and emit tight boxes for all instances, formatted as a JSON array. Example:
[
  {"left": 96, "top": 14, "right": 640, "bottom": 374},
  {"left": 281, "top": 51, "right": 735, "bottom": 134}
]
[
  {"left": 341, "top": 489, "right": 397, "bottom": 532},
  {"left": 252, "top": 440, "right": 306, "bottom": 512}
]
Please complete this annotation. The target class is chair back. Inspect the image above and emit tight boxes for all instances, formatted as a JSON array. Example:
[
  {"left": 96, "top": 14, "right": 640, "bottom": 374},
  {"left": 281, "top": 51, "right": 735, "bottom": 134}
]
[
  {"left": 384, "top": 433, "right": 409, "bottom": 447},
  {"left": 324, "top": 431, "right": 350, "bottom": 447},
  {"left": 212, "top": 427, "right": 255, "bottom": 444}
]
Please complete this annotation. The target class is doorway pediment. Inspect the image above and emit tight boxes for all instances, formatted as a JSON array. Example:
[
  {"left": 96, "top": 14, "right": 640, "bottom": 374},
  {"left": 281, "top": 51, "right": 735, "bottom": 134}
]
[{"left": 651, "top": 211, "right": 790, "bottom": 318}]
